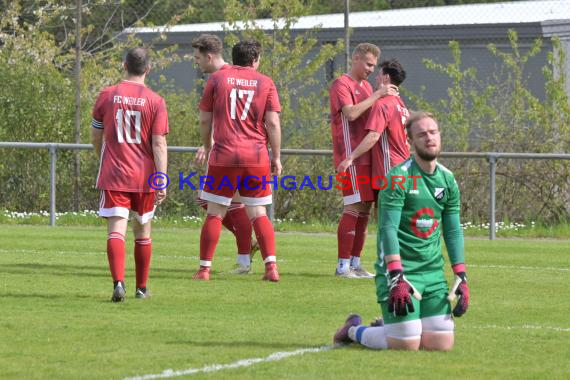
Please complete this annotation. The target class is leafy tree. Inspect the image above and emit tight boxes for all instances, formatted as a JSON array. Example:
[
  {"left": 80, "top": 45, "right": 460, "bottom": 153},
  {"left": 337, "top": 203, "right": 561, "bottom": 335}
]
[{"left": 405, "top": 30, "right": 569, "bottom": 223}]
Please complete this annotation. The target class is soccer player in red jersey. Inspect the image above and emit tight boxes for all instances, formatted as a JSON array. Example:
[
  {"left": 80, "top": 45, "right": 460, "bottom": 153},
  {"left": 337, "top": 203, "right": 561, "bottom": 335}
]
[
  {"left": 330, "top": 44, "right": 398, "bottom": 278},
  {"left": 337, "top": 59, "right": 410, "bottom": 192},
  {"left": 194, "top": 39, "right": 281, "bottom": 282},
  {"left": 192, "top": 34, "right": 258, "bottom": 274},
  {"left": 91, "top": 47, "right": 168, "bottom": 302}
]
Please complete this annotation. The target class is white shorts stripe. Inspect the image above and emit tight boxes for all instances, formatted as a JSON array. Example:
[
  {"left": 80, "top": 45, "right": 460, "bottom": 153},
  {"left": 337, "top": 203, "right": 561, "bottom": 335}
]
[
  {"left": 134, "top": 206, "right": 156, "bottom": 225},
  {"left": 239, "top": 194, "right": 272, "bottom": 206},
  {"left": 99, "top": 206, "right": 130, "bottom": 220},
  {"left": 381, "top": 132, "right": 390, "bottom": 175},
  {"left": 200, "top": 191, "right": 232, "bottom": 206},
  {"left": 343, "top": 193, "right": 362, "bottom": 205}
]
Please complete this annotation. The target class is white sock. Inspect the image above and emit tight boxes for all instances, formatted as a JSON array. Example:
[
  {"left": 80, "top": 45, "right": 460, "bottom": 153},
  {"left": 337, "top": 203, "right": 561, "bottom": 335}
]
[
  {"left": 337, "top": 258, "right": 351, "bottom": 272},
  {"left": 350, "top": 326, "right": 388, "bottom": 350},
  {"left": 236, "top": 254, "right": 251, "bottom": 266},
  {"left": 350, "top": 256, "right": 361, "bottom": 268}
]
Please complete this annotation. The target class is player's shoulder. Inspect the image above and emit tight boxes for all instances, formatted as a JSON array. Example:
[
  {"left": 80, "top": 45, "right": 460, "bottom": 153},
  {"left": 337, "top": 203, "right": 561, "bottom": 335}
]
[
  {"left": 254, "top": 70, "right": 276, "bottom": 86},
  {"left": 378, "top": 94, "right": 403, "bottom": 107},
  {"left": 437, "top": 162, "right": 454, "bottom": 176},
  {"left": 331, "top": 74, "right": 351, "bottom": 88},
  {"left": 436, "top": 162, "right": 458, "bottom": 184},
  {"left": 388, "top": 158, "right": 414, "bottom": 176},
  {"left": 94, "top": 85, "right": 117, "bottom": 105},
  {"left": 132, "top": 86, "right": 164, "bottom": 108},
  {"left": 205, "top": 68, "right": 228, "bottom": 86},
  {"left": 141, "top": 84, "right": 163, "bottom": 98},
  {"left": 210, "top": 67, "right": 228, "bottom": 78},
  {"left": 98, "top": 84, "right": 117, "bottom": 96},
  {"left": 374, "top": 96, "right": 394, "bottom": 112}
]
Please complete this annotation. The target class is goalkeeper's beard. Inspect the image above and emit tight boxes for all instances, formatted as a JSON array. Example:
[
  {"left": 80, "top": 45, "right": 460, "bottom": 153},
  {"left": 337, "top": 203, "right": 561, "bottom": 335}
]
[{"left": 414, "top": 143, "right": 440, "bottom": 161}]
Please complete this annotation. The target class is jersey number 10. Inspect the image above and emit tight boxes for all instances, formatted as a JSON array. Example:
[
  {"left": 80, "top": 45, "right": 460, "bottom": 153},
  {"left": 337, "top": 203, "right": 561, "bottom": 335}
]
[
  {"left": 116, "top": 109, "right": 142, "bottom": 144},
  {"left": 230, "top": 88, "right": 255, "bottom": 120}
]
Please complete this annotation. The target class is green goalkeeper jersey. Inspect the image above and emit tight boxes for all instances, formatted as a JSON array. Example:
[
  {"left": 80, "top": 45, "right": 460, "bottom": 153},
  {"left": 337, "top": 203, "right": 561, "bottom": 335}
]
[{"left": 376, "top": 157, "right": 461, "bottom": 274}]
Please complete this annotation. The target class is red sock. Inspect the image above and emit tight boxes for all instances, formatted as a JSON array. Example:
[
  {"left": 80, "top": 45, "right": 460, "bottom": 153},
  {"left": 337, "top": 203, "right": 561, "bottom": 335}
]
[
  {"left": 134, "top": 238, "right": 152, "bottom": 289},
  {"left": 200, "top": 214, "right": 223, "bottom": 266},
  {"left": 107, "top": 232, "right": 125, "bottom": 282},
  {"left": 337, "top": 210, "right": 358, "bottom": 260},
  {"left": 251, "top": 215, "right": 276, "bottom": 262},
  {"left": 351, "top": 212, "right": 370, "bottom": 258},
  {"left": 227, "top": 204, "right": 252, "bottom": 254}
]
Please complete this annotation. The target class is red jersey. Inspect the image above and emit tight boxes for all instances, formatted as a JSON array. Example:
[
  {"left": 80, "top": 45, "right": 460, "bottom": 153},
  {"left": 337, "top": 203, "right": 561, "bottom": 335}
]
[
  {"left": 329, "top": 74, "right": 373, "bottom": 167},
  {"left": 199, "top": 65, "right": 281, "bottom": 167},
  {"left": 366, "top": 95, "right": 410, "bottom": 179},
  {"left": 92, "top": 80, "right": 169, "bottom": 192}
]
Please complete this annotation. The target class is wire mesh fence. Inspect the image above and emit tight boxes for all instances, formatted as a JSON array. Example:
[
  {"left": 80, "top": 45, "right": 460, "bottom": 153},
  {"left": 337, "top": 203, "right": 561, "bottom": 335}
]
[{"left": 1, "top": 1, "right": 569, "bottom": 228}]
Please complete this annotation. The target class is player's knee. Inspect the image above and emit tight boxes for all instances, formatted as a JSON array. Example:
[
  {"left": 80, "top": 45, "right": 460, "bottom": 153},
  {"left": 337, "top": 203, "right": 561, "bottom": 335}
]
[
  {"left": 421, "top": 334, "right": 454, "bottom": 351},
  {"left": 245, "top": 205, "right": 266, "bottom": 219},
  {"left": 386, "top": 337, "right": 421, "bottom": 351},
  {"left": 384, "top": 320, "right": 422, "bottom": 350}
]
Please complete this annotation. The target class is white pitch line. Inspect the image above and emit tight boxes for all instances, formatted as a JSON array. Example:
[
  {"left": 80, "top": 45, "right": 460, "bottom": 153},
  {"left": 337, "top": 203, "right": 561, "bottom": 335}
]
[
  {"left": 470, "top": 324, "right": 570, "bottom": 332},
  {"left": 123, "top": 345, "right": 335, "bottom": 380},
  {"left": 469, "top": 264, "right": 570, "bottom": 272}
]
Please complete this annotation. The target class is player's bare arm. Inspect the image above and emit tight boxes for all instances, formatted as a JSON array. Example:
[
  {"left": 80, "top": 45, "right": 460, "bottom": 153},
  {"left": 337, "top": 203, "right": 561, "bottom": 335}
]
[
  {"left": 194, "top": 130, "right": 214, "bottom": 166},
  {"left": 199, "top": 110, "right": 214, "bottom": 152},
  {"left": 152, "top": 134, "right": 168, "bottom": 205},
  {"left": 341, "top": 84, "right": 398, "bottom": 122},
  {"left": 265, "top": 110, "right": 282, "bottom": 176},
  {"left": 91, "top": 127, "right": 103, "bottom": 159},
  {"left": 336, "top": 131, "right": 381, "bottom": 173}
]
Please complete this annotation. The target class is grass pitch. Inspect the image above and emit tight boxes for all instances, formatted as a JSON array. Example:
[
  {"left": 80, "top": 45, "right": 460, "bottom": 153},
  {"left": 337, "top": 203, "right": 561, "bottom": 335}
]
[{"left": 0, "top": 225, "right": 568, "bottom": 379}]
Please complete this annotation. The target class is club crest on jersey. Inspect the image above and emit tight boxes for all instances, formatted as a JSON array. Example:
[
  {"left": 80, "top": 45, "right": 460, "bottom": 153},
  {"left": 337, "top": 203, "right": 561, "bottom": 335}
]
[
  {"left": 434, "top": 187, "right": 445, "bottom": 201},
  {"left": 410, "top": 208, "right": 439, "bottom": 238}
]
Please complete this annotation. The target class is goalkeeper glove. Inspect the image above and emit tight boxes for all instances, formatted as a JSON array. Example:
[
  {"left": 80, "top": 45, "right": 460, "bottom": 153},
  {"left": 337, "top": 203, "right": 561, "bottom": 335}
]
[
  {"left": 448, "top": 264, "right": 470, "bottom": 317},
  {"left": 387, "top": 260, "right": 422, "bottom": 317}
]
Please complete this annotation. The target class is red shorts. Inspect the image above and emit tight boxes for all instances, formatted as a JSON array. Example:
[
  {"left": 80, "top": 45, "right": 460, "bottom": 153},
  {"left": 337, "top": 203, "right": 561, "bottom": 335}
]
[
  {"left": 99, "top": 190, "right": 156, "bottom": 224},
  {"left": 200, "top": 165, "right": 272, "bottom": 206},
  {"left": 339, "top": 164, "right": 375, "bottom": 205}
]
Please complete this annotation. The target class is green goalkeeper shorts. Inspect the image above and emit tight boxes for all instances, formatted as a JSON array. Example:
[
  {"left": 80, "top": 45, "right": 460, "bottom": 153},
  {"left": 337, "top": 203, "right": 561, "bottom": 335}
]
[{"left": 375, "top": 270, "right": 452, "bottom": 324}]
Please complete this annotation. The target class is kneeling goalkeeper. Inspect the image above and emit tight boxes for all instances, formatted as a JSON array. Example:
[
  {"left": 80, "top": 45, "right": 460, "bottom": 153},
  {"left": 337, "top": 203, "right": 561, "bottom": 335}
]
[{"left": 333, "top": 112, "right": 470, "bottom": 351}]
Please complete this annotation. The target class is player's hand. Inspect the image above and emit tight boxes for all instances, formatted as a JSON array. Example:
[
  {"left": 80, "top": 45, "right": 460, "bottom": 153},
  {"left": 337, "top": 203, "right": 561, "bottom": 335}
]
[
  {"left": 448, "top": 272, "right": 469, "bottom": 317},
  {"left": 194, "top": 146, "right": 208, "bottom": 166},
  {"left": 271, "top": 158, "right": 282, "bottom": 176},
  {"left": 155, "top": 189, "right": 167, "bottom": 205},
  {"left": 388, "top": 270, "right": 421, "bottom": 316},
  {"left": 336, "top": 157, "right": 353, "bottom": 174},
  {"left": 375, "top": 84, "right": 399, "bottom": 98}
]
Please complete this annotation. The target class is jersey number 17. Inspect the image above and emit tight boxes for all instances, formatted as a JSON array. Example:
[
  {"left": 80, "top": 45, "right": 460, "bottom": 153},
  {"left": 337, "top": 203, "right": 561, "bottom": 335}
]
[{"left": 230, "top": 88, "right": 255, "bottom": 120}]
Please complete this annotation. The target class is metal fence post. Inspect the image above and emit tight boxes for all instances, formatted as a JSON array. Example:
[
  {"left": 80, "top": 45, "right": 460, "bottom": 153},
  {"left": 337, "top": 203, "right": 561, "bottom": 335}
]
[
  {"left": 344, "top": 0, "right": 350, "bottom": 72},
  {"left": 488, "top": 154, "right": 497, "bottom": 240},
  {"left": 49, "top": 144, "right": 57, "bottom": 227}
]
